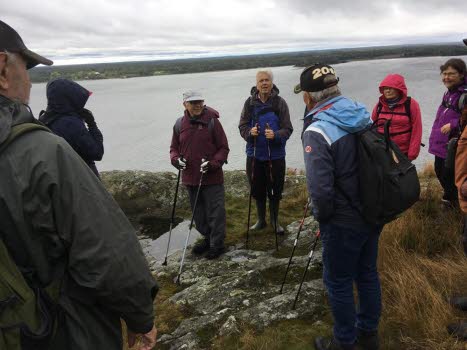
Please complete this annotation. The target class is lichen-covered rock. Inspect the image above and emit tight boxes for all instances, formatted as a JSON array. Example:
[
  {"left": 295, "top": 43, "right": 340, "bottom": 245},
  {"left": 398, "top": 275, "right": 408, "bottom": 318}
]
[
  {"left": 150, "top": 225, "right": 324, "bottom": 349},
  {"left": 219, "top": 315, "right": 240, "bottom": 336}
]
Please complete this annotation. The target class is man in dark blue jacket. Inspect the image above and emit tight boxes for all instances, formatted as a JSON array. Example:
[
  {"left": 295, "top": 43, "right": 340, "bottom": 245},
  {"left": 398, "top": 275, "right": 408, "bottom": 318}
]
[
  {"left": 239, "top": 70, "right": 293, "bottom": 234},
  {"left": 39, "top": 78, "right": 104, "bottom": 177},
  {"left": 298, "top": 64, "right": 382, "bottom": 350}
]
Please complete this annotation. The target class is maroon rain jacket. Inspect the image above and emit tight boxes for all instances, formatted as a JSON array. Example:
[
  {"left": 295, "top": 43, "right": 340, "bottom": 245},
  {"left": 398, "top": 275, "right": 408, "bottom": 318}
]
[{"left": 170, "top": 106, "right": 229, "bottom": 186}]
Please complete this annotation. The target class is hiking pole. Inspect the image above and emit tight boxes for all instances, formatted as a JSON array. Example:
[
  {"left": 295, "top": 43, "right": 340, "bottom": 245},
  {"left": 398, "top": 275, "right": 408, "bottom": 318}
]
[
  {"left": 265, "top": 123, "right": 279, "bottom": 251},
  {"left": 292, "top": 230, "right": 321, "bottom": 310},
  {"left": 162, "top": 158, "right": 183, "bottom": 266},
  {"left": 176, "top": 159, "right": 205, "bottom": 285},
  {"left": 279, "top": 200, "right": 310, "bottom": 294},
  {"left": 246, "top": 124, "right": 258, "bottom": 249}
]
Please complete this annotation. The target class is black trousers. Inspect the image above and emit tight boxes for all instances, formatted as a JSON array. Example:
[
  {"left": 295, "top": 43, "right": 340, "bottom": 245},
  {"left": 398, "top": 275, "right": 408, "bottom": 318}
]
[
  {"left": 186, "top": 184, "right": 226, "bottom": 249},
  {"left": 434, "top": 156, "right": 457, "bottom": 201},
  {"left": 246, "top": 157, "right": 285, "bottom": 201}
]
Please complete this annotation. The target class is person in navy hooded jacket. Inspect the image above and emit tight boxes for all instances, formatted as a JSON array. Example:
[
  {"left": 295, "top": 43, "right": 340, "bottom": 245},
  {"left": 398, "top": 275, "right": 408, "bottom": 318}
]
[
  {"left": 39, "top": 78, "right": 104, "bottom": 177},
  {"left": 299, "top": 64, "right": 382, "bottom": 350},
  {"left": 239, "top": 69, "right": 293, "bottom": 234}
]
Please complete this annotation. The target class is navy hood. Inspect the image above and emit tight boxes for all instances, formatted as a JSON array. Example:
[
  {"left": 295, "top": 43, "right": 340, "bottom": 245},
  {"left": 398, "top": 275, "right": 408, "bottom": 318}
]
[{"left": 46, "top": 78, "right": 90, "bottom": 114}]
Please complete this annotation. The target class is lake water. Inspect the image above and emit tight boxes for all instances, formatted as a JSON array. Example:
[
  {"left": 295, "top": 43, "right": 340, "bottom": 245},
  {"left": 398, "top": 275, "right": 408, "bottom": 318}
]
[{"left": 29, "top": 55, "right": 467, "bottom": 172}]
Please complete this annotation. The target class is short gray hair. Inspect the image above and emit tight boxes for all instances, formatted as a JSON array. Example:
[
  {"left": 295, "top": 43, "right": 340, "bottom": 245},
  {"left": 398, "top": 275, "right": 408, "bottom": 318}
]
[
  {"left": 256, "top": 69, "right": 274, "bottom": 82},
  {"left": 309, "top": 85, "right": 341, "bottom": 103},
  {"left": 2, "top": 50, "right": 18, "bottom": 67}
]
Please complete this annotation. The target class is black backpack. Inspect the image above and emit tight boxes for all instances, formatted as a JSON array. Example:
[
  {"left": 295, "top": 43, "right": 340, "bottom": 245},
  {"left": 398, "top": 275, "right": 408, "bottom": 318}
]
[{"left": 354, "top": 121, "right": 420, "bottom": 225}]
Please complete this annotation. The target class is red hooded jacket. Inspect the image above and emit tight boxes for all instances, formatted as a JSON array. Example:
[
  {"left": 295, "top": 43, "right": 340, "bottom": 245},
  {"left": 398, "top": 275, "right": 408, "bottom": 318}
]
[
  {"left": 170, "top": 106, "right": 229, "bottom": 186},
  {"left": 371, "top": 74, "right": 422, "bottom": 160}
]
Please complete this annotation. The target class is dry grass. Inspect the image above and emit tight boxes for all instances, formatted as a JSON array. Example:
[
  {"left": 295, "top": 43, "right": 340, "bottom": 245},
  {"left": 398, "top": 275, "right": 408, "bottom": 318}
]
[{"left": 378, "top": 175, "right": 467, "bottom": 350}]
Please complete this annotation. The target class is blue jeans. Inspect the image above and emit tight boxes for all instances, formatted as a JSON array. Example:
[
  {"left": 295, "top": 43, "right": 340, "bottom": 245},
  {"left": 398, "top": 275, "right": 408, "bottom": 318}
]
[{"left": 320, "top": 222, "right": 382, "bottom": 345}]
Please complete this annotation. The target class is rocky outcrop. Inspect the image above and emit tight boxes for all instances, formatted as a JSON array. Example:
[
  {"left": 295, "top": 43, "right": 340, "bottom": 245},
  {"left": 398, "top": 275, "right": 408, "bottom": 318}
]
[
  {"left": 102, "top": 170, "right": 306, "bottom": 217},
  {"left": 100, "top": 170, "right": 321, "bottom": 349},
  {"left": 148, "top": 218, "right": 323, "bottom": 350}
]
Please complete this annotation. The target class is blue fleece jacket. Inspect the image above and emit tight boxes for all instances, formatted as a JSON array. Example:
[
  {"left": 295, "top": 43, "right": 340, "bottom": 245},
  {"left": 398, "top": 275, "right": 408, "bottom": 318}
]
[{"left": 303, "top": 95, "right": 371, "bottom": 227}]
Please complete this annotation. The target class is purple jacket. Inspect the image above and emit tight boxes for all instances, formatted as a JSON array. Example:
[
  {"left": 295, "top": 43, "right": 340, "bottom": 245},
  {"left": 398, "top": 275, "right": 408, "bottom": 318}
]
[
  {"left": 429, "top": 78, "right": 467, "bottom": 158},
  {"left": 170, "top": 106, "right": 230, "bottom": 186}
]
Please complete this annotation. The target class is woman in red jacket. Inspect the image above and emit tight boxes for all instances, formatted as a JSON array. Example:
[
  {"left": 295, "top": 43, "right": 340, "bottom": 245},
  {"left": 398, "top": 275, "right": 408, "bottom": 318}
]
[{"left": 371, "top": 74, "right": 423, "bottom": 160}]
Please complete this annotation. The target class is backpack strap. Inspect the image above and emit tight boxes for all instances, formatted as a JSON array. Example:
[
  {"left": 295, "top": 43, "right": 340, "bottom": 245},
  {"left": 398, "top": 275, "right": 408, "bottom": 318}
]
[
  {"left": 174, "top": 116, "right": 215, "bottom": 137},
  {"left": 459, "top": 92, "right": 467, "bottom": 113},
  {"left": 0, "top": 123, "right": 50, "bottom": 155},
  {"left": 375, "top": 102, "right": 383, "bottom": 121},
  {"left": 404, "top": 96, "right": 412, "bottom": 120},
  {"left": 374, "top": 97, "right": 412, "bottom": 136}
]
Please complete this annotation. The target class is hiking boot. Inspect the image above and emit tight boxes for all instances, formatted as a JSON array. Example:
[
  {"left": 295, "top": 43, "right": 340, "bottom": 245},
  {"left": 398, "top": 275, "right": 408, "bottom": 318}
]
[
  {"left": 250, "top": 199, "right": 267, "bottom": 230},
  {"left": 269, "top": 199, "right": 285, "bottom": 235},
  {"left": 447, "top": 322, "right": 467, "bottom": 341},
  {"left": 314, "top": 337, "right": 355, "bottom": 350},
  {"left": 356, "top": 329, "right": 379, "bottom": 350},
  {"left": 191, "top": 239, "right": 210, "bottom": 255},
  {"left": 205, "top": 247, "right": 226, "bottom": 260},
  {"left": 449, "top": 296, "right": 467, "bottom": 311}
]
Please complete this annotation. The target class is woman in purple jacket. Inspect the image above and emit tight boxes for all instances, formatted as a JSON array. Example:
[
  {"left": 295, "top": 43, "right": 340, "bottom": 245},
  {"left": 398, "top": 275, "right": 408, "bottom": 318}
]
[{"left": 429, "top": 58, "right": 467, "bottom": 205}]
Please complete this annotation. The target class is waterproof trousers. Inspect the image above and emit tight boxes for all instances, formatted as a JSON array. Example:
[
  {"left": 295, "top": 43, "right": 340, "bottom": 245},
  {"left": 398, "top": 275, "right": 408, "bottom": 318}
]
[
  {"left": 246, "top": 157, "right": 285, "bottom": 201},
  {"left": 320, "top": 222, "right": 383, "bottom": 346},
  {"left": 186, "top": 184, "right": 226, "bottom": 249},
  {"left": 434, "top": 156, "right": 457, "bottom": 201}
]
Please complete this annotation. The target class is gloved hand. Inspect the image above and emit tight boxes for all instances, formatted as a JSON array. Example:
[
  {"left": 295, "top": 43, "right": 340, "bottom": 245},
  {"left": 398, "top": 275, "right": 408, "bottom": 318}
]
[
  {"left": 79, "top": 108, "right": 96, "bottom": 126},
  {"left": 200, "top": 160, "right": 210, "bottom": 173},
  {"left": 175, "top": 157, "right": 187, "bottom": 170}
]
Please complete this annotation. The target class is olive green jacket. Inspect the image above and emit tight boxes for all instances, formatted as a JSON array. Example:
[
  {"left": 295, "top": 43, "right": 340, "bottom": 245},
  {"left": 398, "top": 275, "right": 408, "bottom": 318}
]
[{"left": 0, "top": 95, "right": 157, "bottom": 349}]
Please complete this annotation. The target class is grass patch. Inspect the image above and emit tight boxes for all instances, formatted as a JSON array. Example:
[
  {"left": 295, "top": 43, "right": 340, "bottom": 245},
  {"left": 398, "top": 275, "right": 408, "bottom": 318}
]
[{"left": 211, "top": 317, "right": 332, "bottom": 350}]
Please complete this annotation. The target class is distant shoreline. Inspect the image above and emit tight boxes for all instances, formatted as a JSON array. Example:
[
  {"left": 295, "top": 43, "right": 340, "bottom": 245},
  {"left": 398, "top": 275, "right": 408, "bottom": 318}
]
[{"left": 29, "top": 43, "right": 467, "bottom": 83}]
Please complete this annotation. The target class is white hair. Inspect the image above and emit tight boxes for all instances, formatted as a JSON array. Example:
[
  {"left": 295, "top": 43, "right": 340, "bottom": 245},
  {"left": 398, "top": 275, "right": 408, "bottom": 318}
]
[
  {"left": 256, "top": 69, "right": 274, "bottom": 82},
  {"left": 3, "top": 50, "right": 18, "bottom": 66},
  {"left": 309, "top": 85, "right": 341, "bottom": 103}
]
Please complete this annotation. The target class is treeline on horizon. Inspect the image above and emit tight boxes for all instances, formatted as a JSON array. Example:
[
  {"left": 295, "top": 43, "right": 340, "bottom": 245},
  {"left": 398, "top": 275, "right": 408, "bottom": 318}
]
[{"left": 29, "top": 43, "right": 467, "bottom": 83}]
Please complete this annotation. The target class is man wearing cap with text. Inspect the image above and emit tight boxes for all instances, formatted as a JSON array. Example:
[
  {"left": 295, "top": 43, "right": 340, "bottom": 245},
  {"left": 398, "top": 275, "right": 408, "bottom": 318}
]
[
  {"left": 170, "top": 91, "right": 230, "bottom": 259},
  {"left": 0, "top": 20, "right": 157, "bottom": 350},
  {"left": 299, "top": 64, "right": 382, "bottom": 350}
]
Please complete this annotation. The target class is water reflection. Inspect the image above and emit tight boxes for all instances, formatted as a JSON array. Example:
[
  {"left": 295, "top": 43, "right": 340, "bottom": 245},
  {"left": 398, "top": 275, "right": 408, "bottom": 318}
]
[{"left": 141, "top": 220, "right": 201, "bottom": 261}]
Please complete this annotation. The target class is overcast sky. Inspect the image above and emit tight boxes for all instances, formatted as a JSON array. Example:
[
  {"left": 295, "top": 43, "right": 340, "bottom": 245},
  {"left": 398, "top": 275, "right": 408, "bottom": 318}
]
[{"left": 3, "top": 0, "right": 466, "bottom": 65}]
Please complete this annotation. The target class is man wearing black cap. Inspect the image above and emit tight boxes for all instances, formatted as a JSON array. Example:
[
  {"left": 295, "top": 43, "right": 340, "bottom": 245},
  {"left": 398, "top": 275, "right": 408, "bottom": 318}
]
[
  {"left": 0, "top": 21, "right": 157, "bottom": 350},
  {"left": 299, "top": 64, "right": 381, "bottom": 350}
]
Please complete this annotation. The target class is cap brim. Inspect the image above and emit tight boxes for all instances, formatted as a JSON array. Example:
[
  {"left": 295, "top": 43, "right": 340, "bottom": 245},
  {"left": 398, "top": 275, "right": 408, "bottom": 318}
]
[
  {"left": 294, "top": 84, "right": 302, "bottom": 94},
  {"left": 463, "top": 38, "right": 467, "bottom": 46},
  {"left": 184, "top": 97, "right": 204, "bottom": 102},
  {"left": 22, "top": 48, "right": 53, "bottom": 69}
]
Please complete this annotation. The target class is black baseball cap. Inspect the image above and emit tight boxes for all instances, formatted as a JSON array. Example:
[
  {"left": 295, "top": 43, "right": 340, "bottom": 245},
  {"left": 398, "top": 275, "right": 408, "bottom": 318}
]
[
  {"left": 294, "top": 63, "right": 339, "bottom": 94},
  {"left": 0, "top": 20, "right": 53, "bottom": 69}
]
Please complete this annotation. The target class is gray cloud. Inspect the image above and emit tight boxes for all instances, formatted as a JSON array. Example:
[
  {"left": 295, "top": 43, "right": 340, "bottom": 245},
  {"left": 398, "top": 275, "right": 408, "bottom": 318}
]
[{"left": 2, "top": 0, "right": 465, "bottom": 64}]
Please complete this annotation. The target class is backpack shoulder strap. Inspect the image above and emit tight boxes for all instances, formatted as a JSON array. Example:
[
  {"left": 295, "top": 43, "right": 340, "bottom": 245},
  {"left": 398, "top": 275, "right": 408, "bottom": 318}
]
[
  {"left": 375, "top": 102, "right": 383, "bottom": 121},
  {"left": 208, "top": 117, "right": 215, "bottom": 135},
  {"left": 0, "top": 123, "right": 50, "bottom": 155},
  {"left": 174, "top": 117, "right": 183, "bottom": 137},
  {"left": 404, "top": 96, "right": 412, "bottom": 120},
  {"left": 459, "top": 92, "right": 467, "bottom": 112}
]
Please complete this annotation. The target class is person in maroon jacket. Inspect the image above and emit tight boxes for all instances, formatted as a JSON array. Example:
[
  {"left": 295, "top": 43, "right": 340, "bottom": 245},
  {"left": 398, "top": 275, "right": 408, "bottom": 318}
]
[{"left": 170, "top": 91, "right": 230, "bottom": 259}]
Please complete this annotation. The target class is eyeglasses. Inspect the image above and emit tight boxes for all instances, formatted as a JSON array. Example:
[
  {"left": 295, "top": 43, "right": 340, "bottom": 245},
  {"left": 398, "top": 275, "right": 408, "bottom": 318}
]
[
  {"left": 441, "top": 72, "right": 459, "bottom": 77},
  {"left": 187, "top": 100, "right": 204, "bottom": 105}
]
